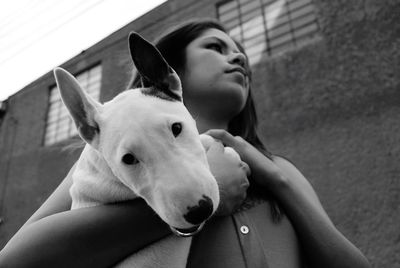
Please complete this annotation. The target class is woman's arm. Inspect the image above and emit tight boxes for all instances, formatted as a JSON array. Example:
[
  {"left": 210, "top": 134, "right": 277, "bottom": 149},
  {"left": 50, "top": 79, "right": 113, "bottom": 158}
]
[
  {"left": 1, "top": 201, "right": 170, "bottom": 268},
  {"left": 206, "top": 129, "right": 371, "bottom": 268},
  {"left": 0, "top": 164, "right": 171, "bottom": 268},
  {"left": 270, "top": 156, "right": 370, "bottom": 268},
  {"left": 0, "top": 142, "right": 249, "bottom": 268}
]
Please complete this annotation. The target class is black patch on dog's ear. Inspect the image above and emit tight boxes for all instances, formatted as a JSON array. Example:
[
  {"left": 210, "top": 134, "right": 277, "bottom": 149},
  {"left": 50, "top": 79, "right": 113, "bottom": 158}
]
[
  {"left": 77, "top": 120, "right": 100, "bottom": 142},
  {"left": 140, "top": 87, "right": 176, "bottom": 102},
  {"left": 139, "top": 74, "right": 181, "bottom": 102}
]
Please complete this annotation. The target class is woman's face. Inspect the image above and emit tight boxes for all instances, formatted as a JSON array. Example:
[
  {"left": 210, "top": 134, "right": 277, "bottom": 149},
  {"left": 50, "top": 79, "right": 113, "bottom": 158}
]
[{"left": 179, "top": 28, "right": 250, "bottom": 119}]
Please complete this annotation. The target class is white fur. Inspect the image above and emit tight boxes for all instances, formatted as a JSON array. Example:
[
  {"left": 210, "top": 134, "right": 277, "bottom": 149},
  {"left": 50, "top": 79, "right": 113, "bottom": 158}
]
[
  {"left": 54, "top": 67, "right": 225, "bottom": 267},
  {"left": 54, "top": 32, "right": 240, "bottom": 267}
]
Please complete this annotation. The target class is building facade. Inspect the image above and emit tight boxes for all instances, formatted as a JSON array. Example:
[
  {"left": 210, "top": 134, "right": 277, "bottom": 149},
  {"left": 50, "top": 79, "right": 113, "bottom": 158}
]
[{"left": 1, "top": 0, "right": 399, "bottom": 267}]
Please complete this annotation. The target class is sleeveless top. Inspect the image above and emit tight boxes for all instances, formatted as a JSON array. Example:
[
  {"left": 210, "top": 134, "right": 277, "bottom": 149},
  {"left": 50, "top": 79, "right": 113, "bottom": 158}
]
[{"left": 186, "top": 195, "right": 304, "bottom": 268}]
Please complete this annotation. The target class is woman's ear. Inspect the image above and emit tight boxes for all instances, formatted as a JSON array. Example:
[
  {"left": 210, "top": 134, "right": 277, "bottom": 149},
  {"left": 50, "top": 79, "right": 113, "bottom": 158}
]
[{"left": 128, "top": 32, "right": 182, "bottom": 101}]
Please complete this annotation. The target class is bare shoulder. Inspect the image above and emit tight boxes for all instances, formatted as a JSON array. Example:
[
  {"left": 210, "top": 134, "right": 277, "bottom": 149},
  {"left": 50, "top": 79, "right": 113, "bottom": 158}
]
[
  {"left": 270, "top": 155, "right": 295, "bottom": 167},
  {"left": 269, "top": 155, "right": 322, "bottom": 203},
  {"left": 270, "top": 155, "right": 305, "bottom": 179}
]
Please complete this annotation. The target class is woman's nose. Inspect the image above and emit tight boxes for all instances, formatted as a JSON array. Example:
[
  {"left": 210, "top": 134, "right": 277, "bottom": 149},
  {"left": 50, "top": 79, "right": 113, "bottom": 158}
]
[{"left": 228, "top": 51, "right": 246, "bottom": 68}]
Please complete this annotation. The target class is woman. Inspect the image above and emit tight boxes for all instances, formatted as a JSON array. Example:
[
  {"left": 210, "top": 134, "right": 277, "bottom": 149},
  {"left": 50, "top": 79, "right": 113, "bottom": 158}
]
[{"left": 0, "top": 19, "right": 370, "bottom": 268}]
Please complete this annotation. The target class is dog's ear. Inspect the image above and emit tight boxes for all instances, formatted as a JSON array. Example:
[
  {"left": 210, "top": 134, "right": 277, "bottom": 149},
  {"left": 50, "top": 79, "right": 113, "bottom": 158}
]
[
  {"left": 53, "top": 67, "right": 101, "bottom": 147},
  {"left": 128, "top": 32, "right": 182, "bottom": 101}
]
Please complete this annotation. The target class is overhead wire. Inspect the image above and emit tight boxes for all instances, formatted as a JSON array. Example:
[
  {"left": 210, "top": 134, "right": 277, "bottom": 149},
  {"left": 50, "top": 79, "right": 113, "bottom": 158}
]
[
  {"left": 0, "top": 0, "right": 106, "bottom": 66},
  {"left": 0, "top": 0, "right": 56, "bottom": 37},
  {"left": 0, "top": 0, "right": 99, "bottom": 52},
  {"left": 0, "top": 0, "right": 102, "bottom": 46},
  {"left": 0, "top": 0, "right": 42, "bottom": 30}
]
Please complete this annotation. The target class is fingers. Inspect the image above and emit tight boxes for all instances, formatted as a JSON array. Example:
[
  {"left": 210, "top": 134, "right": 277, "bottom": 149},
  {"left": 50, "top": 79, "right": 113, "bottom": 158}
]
[
  {"left": 224, "top": 147, "right": 241, "bottom": 161},
  {"left": 206, "top": 139, "right": 224, "bottom": 154},
  {"left": 199, "top": 134, "right": 215, "bottom": 150},
  {"left": 205, "top": 129, "right": 236, "bottom": 147},
  {"left": 240, "top": 161, "right": 251, "bottom": 177}
]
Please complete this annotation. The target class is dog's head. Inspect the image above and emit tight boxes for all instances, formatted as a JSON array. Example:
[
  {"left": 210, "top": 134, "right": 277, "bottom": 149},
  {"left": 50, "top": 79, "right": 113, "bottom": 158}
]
[{"left": 54, "top": 32, "right": 219, "bottom": 235}]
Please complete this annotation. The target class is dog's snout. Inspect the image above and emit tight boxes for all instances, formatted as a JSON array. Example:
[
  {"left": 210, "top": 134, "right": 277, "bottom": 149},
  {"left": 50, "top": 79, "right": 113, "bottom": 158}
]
[{"left": 184, "top": 195, "right": 213, "bottom": 225}]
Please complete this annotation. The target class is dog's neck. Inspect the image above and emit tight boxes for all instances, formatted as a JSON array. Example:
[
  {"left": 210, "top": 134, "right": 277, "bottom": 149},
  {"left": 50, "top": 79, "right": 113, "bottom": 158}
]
[{"left": 70, "top": 145, "right": 137, "bottom": 208}]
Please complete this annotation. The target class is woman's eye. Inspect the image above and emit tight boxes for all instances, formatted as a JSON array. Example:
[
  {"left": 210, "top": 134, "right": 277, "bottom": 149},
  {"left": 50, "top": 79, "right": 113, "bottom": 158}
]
[
  {"left": 171, "top": 122, "right": 182, "bottom": 137},
  {"left": 122, "top": 153, "right": 139, "bottom": 165},
  {"left": 207, "top": 43, "right": 223, "bottom": 53}
]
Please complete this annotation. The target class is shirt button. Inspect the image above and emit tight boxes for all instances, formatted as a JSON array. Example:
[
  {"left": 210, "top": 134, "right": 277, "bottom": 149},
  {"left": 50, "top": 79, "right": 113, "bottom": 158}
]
[{"left": 240, "top": 225, "right": 249, "bottom": 234}]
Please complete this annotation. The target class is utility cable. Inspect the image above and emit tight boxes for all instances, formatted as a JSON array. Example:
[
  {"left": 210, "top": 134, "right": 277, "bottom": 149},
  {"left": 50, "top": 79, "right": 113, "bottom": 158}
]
[{"left": 0, "top": 0, "right": 105, "bottom": 66}]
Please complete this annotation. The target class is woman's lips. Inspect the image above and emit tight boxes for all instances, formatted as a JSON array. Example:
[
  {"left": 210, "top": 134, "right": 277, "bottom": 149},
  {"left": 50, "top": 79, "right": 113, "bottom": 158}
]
[{"left": 226, "top": 67, "right": 247, "bottom": 77}]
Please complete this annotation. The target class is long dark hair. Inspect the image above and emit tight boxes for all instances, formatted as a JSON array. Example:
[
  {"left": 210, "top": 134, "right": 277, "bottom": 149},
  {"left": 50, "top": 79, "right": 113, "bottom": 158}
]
[{"left": 131, "top": 19, "right": 282, "bottom": 220}]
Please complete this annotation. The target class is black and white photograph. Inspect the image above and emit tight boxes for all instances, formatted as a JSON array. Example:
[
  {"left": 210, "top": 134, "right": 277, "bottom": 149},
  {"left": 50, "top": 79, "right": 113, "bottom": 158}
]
[{"left": 0, "top": 0, "right": 398, "bottom": 267}]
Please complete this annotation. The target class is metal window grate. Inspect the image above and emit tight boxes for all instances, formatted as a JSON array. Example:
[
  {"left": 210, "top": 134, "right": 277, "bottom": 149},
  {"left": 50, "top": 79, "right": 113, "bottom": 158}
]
[
  {"left": 44, "top": 64, "right": 102, "bottom": 146},
  {"left": 217, "top": 0, "right": 320, "bottom": 65}
]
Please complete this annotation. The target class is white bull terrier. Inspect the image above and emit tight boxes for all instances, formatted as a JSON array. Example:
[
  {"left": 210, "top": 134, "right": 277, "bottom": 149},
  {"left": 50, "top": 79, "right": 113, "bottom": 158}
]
[{"left": 54, "top": 32, "right": 239, "bottom": 267}]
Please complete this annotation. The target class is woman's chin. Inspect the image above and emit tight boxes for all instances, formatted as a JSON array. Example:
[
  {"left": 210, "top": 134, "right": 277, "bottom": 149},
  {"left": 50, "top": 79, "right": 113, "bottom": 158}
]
[{"left": 215, "top": 87, "right": 247, "bottom": 112}]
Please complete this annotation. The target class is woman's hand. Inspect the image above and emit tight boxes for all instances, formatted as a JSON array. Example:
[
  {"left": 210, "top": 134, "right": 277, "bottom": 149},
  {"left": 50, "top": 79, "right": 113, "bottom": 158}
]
[
  {"left": 205, "top": 139, "right": 250, "bottom": 216},
  {"left": 205, "top": 129, "right": 286, "bottom": 190}
]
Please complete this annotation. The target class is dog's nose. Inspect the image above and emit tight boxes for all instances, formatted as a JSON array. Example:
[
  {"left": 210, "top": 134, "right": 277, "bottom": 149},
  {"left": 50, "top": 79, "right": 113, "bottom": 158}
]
[{"left": 184, "top": 195, "right": 214, "bottom": 225}]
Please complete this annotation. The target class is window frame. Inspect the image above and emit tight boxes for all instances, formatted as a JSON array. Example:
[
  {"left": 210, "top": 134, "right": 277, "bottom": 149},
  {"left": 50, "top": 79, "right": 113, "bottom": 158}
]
[
  {"left": 43, "top": 63, "right": 102, "bottom": 146},
  {"left": 217, "top": 0, "right": 320, "bottom": 64}
]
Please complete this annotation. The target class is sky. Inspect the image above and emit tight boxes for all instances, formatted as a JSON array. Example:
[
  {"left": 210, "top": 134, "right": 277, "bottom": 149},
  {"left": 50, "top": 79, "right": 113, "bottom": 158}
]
[{"left": 0, "top": 0, "right": 167, "bottom": 101}]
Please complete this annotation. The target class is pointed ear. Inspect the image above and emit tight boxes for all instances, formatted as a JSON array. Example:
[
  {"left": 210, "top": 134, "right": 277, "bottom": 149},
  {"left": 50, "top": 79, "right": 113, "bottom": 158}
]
[
  {"left": 53, "top": 67, "right": 101, "bottom": 146},
  {"left": 128, "top": 32, "right": 182, "bottom": 101}
]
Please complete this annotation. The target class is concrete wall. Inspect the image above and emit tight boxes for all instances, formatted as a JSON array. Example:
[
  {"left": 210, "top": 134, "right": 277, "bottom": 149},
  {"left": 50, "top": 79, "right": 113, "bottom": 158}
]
[
  {"left": 251, "top": 2, "right": 400, "bottom": 267},
  {"left": 0, "top": 0, "right": 399, "bottom": 267}
]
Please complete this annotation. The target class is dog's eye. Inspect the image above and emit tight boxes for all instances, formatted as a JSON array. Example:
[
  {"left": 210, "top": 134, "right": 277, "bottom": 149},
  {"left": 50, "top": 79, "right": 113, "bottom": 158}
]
[
  {"left": 122, "top": 153, "right": 139, "bottom": 165},
  {"left": 171, "top": 122, "right": 182, "bottom": 137}
]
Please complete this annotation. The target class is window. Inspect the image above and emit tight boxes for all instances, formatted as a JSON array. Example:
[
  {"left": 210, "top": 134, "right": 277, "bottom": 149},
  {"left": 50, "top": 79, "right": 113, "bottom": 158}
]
[
  {"left": 217, "top": 0, "right": 320, "bottom": 64},
  {"left": 44, "top": 64, "right": 102, "bottom": 146}
]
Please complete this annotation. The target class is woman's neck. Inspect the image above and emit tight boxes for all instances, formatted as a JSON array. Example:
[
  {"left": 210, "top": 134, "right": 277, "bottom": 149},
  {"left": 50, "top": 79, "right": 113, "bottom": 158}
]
[
  {"left": 185, "top": 102, "right": 232, "bottom": 134},
  {"left": 195, "top": 116, "right": 229, "bottom": 134}
]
